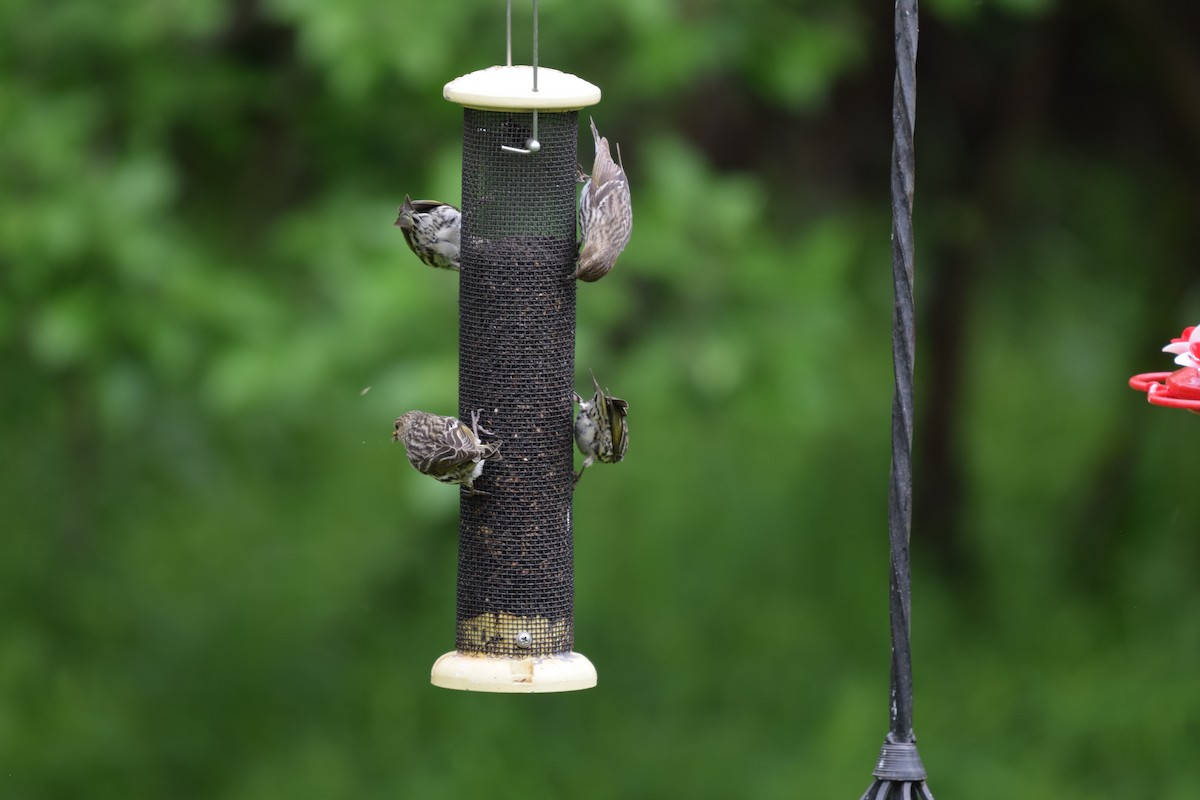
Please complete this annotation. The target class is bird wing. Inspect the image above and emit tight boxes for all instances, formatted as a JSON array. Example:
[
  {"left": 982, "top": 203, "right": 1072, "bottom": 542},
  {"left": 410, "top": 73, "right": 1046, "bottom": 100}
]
[
  {"left": 395, "top": 198, "right": 458, "bottom": 231},
  {"left": 580, "top": 171, "right": 632, "bottom": 247},
  {"left": 588, "top": 118, "right": 622, "bottom": 185},
  {"left": 407, "top": 418, "right": 481, "bottom": 476},
  {"left": 590, "top": 140, "right": 624, "bottom": 189},
  {"left": 407, "top": 199, "right": 458, "bottom": 214},
  {"left": 606, "top": 394, "right": 629, "bottom": 458}
]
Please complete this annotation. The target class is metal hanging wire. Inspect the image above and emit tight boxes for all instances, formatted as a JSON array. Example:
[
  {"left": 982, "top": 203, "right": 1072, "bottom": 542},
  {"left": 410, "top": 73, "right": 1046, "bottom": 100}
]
[
  {"left": 860, "top": 1, "right": 934, "bottom": 798},
  {"left": 501, "top": 0, "right": 542, "bottom": 154}
]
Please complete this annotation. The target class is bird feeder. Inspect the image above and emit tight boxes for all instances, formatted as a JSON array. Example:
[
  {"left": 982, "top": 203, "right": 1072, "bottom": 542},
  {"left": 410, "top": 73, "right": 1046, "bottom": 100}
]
[
  {"left": 1129, "top": 325, "right": 1200, "bottom": 414},
  {"left": 429, "top": 4, "right": 600, "bottom": 693}
]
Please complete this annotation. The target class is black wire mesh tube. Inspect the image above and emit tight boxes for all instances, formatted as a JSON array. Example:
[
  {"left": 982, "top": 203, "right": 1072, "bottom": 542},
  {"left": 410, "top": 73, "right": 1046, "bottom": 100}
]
[
  {"left": 455, "top": 109, "right": 579, "bottom": 659},
  {"left": 862, "top": 1, "right": 934, "bottom": 797}
]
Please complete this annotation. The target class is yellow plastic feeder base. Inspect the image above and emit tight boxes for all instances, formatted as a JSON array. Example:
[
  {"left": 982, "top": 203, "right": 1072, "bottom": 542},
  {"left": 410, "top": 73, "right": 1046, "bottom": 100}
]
[{"left": 430, "top": 651, "right": 597, "bottom": 694}]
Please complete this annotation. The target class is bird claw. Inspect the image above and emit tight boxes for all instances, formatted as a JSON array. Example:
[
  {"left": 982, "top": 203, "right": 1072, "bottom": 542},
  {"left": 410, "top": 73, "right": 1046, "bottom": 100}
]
[
  {"left": 574, "top": 457, "right": 595, "bottom": 486},
  {"left": 469, "top": 408, "right": 494, "bottom": 437}
]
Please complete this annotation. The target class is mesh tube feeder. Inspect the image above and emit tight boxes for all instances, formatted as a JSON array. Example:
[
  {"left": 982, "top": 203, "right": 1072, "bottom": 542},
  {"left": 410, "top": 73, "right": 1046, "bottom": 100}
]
[{"left": 429, "top": 62, "right": 601, "bottom": 693}]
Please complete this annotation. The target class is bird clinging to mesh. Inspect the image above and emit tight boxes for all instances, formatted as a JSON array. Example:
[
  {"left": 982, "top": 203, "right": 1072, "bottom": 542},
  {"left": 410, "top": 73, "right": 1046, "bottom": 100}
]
[
  {"left": 573, "top": 370, "right": 629, "bottom": 484},
  {"left": 395, "top": 195, "right": 462, "bottom": 270},
  {"left": 392, "top": 409, "right": 501, "bottom": 494},
  {"left": 573, "top": 118, "right": 632, "bottom": 282}
]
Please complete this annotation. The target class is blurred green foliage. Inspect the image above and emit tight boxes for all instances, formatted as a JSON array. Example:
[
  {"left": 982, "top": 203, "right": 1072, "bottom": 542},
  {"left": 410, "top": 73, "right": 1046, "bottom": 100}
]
[{"left": 2, "top": 0, "right": 1199, "bottom": 798}]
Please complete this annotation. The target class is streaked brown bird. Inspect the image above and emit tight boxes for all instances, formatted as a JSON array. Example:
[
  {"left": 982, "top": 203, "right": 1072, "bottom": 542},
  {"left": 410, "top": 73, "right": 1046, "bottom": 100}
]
[
  {"left": 392, "top": 409, "right": 501, "bottom": 494},
  {"left": 394, "top": 195, "right": 461, "bottom": 270},
  {"left": 573, "top": 371, "right": 629, "bottom": 484},
  {"left": 574, "top": 118, "right": 632, "bottom": 282}
]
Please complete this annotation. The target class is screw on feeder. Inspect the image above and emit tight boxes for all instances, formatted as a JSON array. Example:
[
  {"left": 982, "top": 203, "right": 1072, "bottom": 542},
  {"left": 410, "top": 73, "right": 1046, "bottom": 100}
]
[
  {"left": 501, "top": 0, "right": 542, "bottom": 155},
  {"left": 515, "top": 631, "right": 533, "bottom": 649}
]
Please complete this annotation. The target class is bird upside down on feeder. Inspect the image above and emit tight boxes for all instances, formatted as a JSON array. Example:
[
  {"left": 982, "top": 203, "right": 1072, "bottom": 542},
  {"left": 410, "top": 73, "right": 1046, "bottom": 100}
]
[
  {"left": 573, "top": 370, "right": 629, "bottom": 484},
  {"left": 574, "top": 117, "right": 632, "bottom": 283},
  {"left": 395, "top": 195, "right": 462, "bottom": 271}
]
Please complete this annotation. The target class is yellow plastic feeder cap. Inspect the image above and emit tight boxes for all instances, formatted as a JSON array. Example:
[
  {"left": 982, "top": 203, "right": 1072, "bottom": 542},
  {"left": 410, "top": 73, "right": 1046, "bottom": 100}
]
[{"left": 443, "top": 65, "right": 601, "bottom": 111}]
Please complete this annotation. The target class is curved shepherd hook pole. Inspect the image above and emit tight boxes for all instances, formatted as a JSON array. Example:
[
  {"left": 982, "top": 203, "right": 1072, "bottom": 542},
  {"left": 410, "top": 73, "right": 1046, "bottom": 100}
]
[{"left": 861, "top": 1, "right": 935, "bottom": 798}]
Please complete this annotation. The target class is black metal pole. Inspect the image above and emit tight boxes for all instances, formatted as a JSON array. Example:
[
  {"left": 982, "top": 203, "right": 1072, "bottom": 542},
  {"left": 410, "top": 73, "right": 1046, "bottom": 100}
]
[
  {"left": 888, "top": 0, "right": 919, "bottom": 743},
  {"left": 861, "top": 1, "right": 933, "bottom": 797}
]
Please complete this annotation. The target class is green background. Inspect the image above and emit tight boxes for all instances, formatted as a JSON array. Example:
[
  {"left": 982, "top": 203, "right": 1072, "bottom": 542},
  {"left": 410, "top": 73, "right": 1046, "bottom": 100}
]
[{"left": 2, "top": 0, "right": 1198, "bottom": 797}]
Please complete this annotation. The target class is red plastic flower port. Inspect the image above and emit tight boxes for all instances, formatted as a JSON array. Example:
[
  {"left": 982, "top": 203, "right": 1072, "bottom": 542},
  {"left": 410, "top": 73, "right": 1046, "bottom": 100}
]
[
  {"left": 1129, "top": 325, "right": 1200, "bottom": 414},
  {"left": 1163, "top": 325, "right": 1200, "bottom": 369}
]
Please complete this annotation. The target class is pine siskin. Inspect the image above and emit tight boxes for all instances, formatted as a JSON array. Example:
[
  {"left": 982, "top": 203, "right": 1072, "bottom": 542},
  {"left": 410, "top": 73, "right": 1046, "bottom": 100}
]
[
  {"left": 392, "top": 409, "right": 501, "bottom": 494},
  {"left": 574, "top": 118, "right": 632, "bottom": 282},
  {"left": 395, "top": 195, "right": 461, "bottom": 270},
  {"left": 573, "top": 370, "right": 629, "bottom": 484}
]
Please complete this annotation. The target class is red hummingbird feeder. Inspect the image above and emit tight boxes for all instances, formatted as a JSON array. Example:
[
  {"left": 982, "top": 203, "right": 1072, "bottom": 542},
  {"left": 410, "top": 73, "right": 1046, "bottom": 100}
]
[{"left": 1129, "top": 325, "right": 1200, "bottom": 414}]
